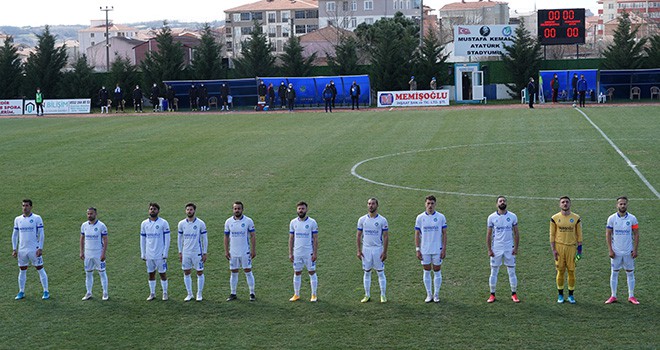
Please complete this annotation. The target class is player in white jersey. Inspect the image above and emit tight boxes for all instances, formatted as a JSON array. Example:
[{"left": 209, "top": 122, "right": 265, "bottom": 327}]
[
  {"left": 288, "top": 201, "right": 319, "bottom": 302},
  {"left": 356, "top": 197, "right": 389, "bottom": 303},
  {"left": 11, "top": 199, "right": 49, "bottom": 300},
  {"left": 486, "top": 196, "right": 520, "bottom": 303},
  {"left": 80, "top": 207, "right": 109, "bottom": 301},
  {"left": 604, "top": 196, "right": 640, "bottom": 305},
  {"left": 178, "top": 203, "right": 208, "bottom": 302},
  {"left": 224, "top": 201, "right": 256, "bottom": 302},
  {"left": 414, "top": 195, "right": 447, "bottom": 303},
  {"left": 140, "top": 202, "right": 171, "bottom": 301}
]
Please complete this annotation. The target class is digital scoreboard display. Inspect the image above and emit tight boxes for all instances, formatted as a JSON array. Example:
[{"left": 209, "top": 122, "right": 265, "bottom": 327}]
[{"left": 537, "top": 8, "right": 585, "bottom": 45}]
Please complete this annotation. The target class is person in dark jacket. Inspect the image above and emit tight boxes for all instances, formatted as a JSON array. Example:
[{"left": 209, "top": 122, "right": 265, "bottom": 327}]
[
  {"left": 113, "top": 83, "right": 124, "bottom": 113},
  {"left": 220, "top": 83, "right": 230, "bottom": 111},
  {"left": 551, "top": 74, "right": 559, "bottom": 103},
  {"left": 166, "top": 86, "right": 175, "bottom": 112},
  {"left": 267, "top": 83, "right": 276, "bottom": 107},
  {"left": 329, "top": 80, "right": 337, "bottom": 108},
  {"left": 150, "top": 83, "right": 160, "bottom": 112},
  {"left": 322, "top": 84, "right": 333, "bottom": 113},
  {"left": 98, "top": 86, "right": 109, "bottom": 113},
  {"left": 278, "top": 81, "right": 287, "bottom": 109},
  {"left": 133, "top": 85, "right": 143, "bottom": 112},
  {"left": 286, "top": 83, "right": 296, "bottom": 112},
  {"left": 350, "top": 81, "right": 361, "bottom": 110},
  {"left": 571, "top": 73, "right": 579, "bottom": 103},
  {"left": 527, "top": 77, "right": 536, "bottom": 109},
  {"left": 577, "top": 74, "right": 588, "bottom": 108},
  {"left": 198, "top": 83, "right": 208, "bottom": 111},
  {"left": 189, "top": 84, "right": 198, "bottom": 111},
  {"left": 257, "top": 80, "right": 267, "bottom": 103}
]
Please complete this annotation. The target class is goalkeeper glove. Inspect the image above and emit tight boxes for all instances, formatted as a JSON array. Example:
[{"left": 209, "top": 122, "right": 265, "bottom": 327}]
[{"left": 575, "top": 244, "right": 583, "bottom": 262}]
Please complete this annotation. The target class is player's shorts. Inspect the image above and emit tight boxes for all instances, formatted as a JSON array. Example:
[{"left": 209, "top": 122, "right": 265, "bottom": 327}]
[
  {"left": 362, "top": 246, "right": 384, "bottom": 271},
  {"left": 84, "top": 256, "right": 106, "bottom": 271},
  {"left": 420, "top": 253, "right": 442, "bottom": 266},
  {"left": 229, "top": 252, "right": 252, "bottom": 270},
  {"left": 611, "top": 251, "right": 634, "bottom": 271},
  {"left": 490, "top": 249, "right": 516, "bottom": 267},
  {"left": 182, "top": 253, "right": 204, "bottom": 271},
  {"left": 555, "top": 243, "right": 576, "bottom": 271},
  {"left": 17, "top": 250, "right": 43, "bottom": 267},
  {"left": 292, "top": 254, "right": 316, "bottom": 272},
  {"left": 146, "top": 258, "right": 167, "bottom": 273}
]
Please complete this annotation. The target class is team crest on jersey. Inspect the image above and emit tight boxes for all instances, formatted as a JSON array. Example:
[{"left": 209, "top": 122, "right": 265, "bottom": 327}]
[
  {"left": 241, "top": 223, "right": 245, "bottom": 227},
  {"left": 375, "top": 222, "right": 379, "bottom": 226},
  {"left": 569, "top": 219, "right": 574, "bottom": 223},
  {"left": 193, "top": 226, "right": 197, "bottom": 230},
  {"left": 506, "top": 218, "right": 510, "bottom": 222},
  {"left": 305, "top": 225, "right": 309, "bottom": 229},
  {"left": 30, "top": 219, "right": 34, "bottom": 223},
  {"left": 156, "top": 225, "right": 160, "bottom": 229},
  {"left": 626, "top": 221, "right": 630, "bottom": 226},
  {"left": 433, "top": 218, "right": 438, "bottom": 222},
  {"left": 94, "top": 228, "right": 98, "bottom": 231}
]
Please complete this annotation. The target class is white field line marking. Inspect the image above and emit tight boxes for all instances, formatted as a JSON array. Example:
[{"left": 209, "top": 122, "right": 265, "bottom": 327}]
[
  {"left": 350, "top": 140, "right": 658, "bottom": 201},
  {"left": 576, "top": 108, "right": 660, "bottom": 199}
]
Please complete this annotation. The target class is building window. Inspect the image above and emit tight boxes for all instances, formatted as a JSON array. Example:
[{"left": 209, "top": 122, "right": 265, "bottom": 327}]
[
  {"left": 226, "top": 41, "right": 233, "bottom": 51},
  {"left": 307, "top": 10, "right": 318, "bottom": 18},
  {"left": 406, "top": 0, "right": 410, "bottom": 10},
  {"left": 295, "top": 24, "right": 306, "bottom": 34},
  {"left": 269, "top": 26, "right": 276, "bottom": 37},
  {"left": 282, "top": 26, "right": 290, "bottom": 37},
  {"left": 413, "top": 0, "right": 421, "bottom": 9},
  {"left": 351, "top": 17, "right": 357, "bottom": 28},
  {"left": 364, "top": 0, "right": 373, "bottom": 10},
  {"left": 241, "top": 27, "right": 253, "bottom": 35},
  {"left": 352, "top": 0, "right": 357, "bottom": 11},
  {"left": 268, "top": 12, "right": 276, "bottom": 23},
  {"left": 90, "top": 33, "right": 95, "bottom": 38},
  {"left": 393, "top": 0, "right": 397, "bottom": 10},
  {"left": 233, "top": 14, "right": 241, "bottom": 22},
  {"left": 343, "top": 1, "right": 349, "bottom": 11},
  {"left": 252, "top": 12, "right": 263, "bottom": 20},
  {"left": 328, "top": 19, "right": 336, "bottom": 26},
  {"left": 327, "top": 1, "right": 336, "bottom": 12},
  {"left": 365, "top": 17, "right": 374, "bottom": 24},
  {"left": 282, "top": 11, "right": 290, "bottom": 23},
  {"left": 307, "top": 24, "right": 318, "bottom": 32},
  {"left": 295, "top": 10, "right": 305, "bottom": 19},
  {"left": 91, "top": 41, "right": 95, "bottom": 46},
  {"left": 240, "top": 12, "right": 251, "bottom": 21}
]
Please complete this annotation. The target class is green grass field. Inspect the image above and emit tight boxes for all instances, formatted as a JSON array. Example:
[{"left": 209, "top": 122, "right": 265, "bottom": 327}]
[{"left": 0, "top": 105, "right": 658, "bottom": 349}]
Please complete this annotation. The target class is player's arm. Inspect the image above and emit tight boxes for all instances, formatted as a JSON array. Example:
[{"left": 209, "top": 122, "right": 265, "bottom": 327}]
[
  {"left": 288, "top": 232, "right": 295, "bottom": 262},
  {"left": 140, "top": 225, "right": 146, "bottom": 260},
  {"left": 163, "top": 227, "right": 170, "bottom": 260},
  {"left": 249, "top": 230, "right": 256, "bottom": 259},
  {"left": 356, "top": 229, "right": 363, "bottom": 260},
  {"left": 101, "top": 234, "right": 108, "bottom": 261},
  {"left": 414, "top": 229, "right": 422, "bottom": 260},
  {"left": 381, "top": 230, "right": 388, "bottom": 262},
  {"left": 440, "top": 227, "right": 447, "bottom": 259},
  {"left": 549, "top": 219, "right": 558, "bottom": 260},
  {"left": 36, "top": 220, "right": 44, "bottom": 257},
  {"left": 606, "top": 227, "right": 615, "bottom": 258},
  {"left": 80, "top": 232, "right": 85, "bottom": 260},
  {"left": 12, "top": 224, "right": 18, "bottom": 258},
  {"left": 201, "top": 228, "right": 208, "bottom": 263},
  {"left": 177, "top": 227, "right": 184, "bottom": 262},
  {"left": 512, "top": 225, "right": 519, "bottom": 255},
  {"left": 311, "top": 232, "right": 318, "bottom": 262},
  {"left": 224, "top": 233, "right": 230, "bottom": 260},
  {"left": 486, "top": 227, "right": 494, "bottom": 257},
  {"left": 575, "top": 219, "right": 583, "bottom": 259},
  {"left": 632, "top": 225, "right": 639, "bottom": 259}
]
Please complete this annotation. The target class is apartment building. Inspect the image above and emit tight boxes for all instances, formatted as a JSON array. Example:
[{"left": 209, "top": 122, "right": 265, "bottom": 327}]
[
  {"left": 317, "top": 0, "right": 423, "bottom": 30},
  {"left": 78, "top": 20, "right": 140, "bottom": 55},
  {"left": 439, "top": 0, "right": 509, "bottom": 42}
]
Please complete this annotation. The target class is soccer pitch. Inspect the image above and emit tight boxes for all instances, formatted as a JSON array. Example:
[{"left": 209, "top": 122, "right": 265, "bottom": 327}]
[{"left": 0, "top": 105, "right": 658, "bottom": 349}]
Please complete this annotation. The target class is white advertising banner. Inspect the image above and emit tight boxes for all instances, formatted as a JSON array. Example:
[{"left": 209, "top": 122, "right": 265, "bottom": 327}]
[
  {"left": 0, "top": 100, "right": 24, "bottom": 115},
  {"left": 453, "top": 25, "right": 517, "bottom": 56},
  {"left": 24, "top": 99, "right": 91, "bottom": 115},
  {"left": 377, "top": 90, "right": 450, "bottom": 107}
]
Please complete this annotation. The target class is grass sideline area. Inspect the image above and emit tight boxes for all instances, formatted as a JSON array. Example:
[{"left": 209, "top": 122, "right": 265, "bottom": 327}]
[{"left": 0, "top": 106, "right": 658, "bottom": 349}]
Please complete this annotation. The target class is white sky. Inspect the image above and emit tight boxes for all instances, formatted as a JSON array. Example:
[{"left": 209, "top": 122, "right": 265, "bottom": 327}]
[{"left": 2, "top": 0, "right": 600, "bottom": 27}]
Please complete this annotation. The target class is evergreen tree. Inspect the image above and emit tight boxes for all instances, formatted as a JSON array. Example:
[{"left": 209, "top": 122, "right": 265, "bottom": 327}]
[
  {"left": 501, "top": 20, "right": 542, "bottom": 99},
  {"left": 141, "top": 21, "right": 185, "bottom": 86},
  {"left": 23, "top": 26, "right": 68, "bottom": 98},
  {"left": 327, "top": 34, "right": 360, "bottom": 75},
  {"left": 415, "top": 28, "right": 449, "bottom": 89},
  {"left": 602, "top": 11, "right": 647, "bottom": 69},
  {"left": 0, "top": 35, "right": 23, "bottom": 98},
  {"left": 233, "top": 21, "right": 276, "bottom": 78},
  {"left": 59, "top": 55, "right": 96, "bottom": 99},
  {"left": 644, "top": 34, "right": 660, "bottom": 69},
  {"left": 279, "top": 35, "right": 316, "bottom": 77},
  {"left": 191, "top": 23, "right": 224, "bottom": 79},
  {"left": 107, "top": 54, "right": 140, "bottom": 106}
]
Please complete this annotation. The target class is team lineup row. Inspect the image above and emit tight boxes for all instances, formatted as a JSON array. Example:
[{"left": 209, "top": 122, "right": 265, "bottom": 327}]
[{"left": 10, "top": 195, "right": 640, "bottom": 305}]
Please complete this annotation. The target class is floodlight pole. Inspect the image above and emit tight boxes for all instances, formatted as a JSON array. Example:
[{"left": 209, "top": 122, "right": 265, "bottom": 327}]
[
  {"left": 419, "top": 0, "right": 424, "bottom": 47},
  {"left": 101, "top": 5, "right": 114, "bottom": 72}
]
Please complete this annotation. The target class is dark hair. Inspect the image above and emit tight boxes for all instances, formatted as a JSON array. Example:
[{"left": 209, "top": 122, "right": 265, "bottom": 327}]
[
  {"left": 149, "top": 202, "right": 160, "bottom": 210},
  {"left": 368, "top": 197, "right": 379, "bottom": 205},
  {"left": 87, "top": 207, "right": 97, "bottom": 212},
  {"left": 559, "top": 196, "right": 571, "bottom": 202},
  {"left": 233, "top": 201, "right": 244, "bottom": 209},
  {"left": 22, "top": 199, "right": 33, "bottom": 206},
  {"left": 185, "top": 202, "right": 196, "bottom": 210},
  {"left": 296, "top": 201, "right": 308, "bottom": 208},
  {"left": 496, "top": 196, "right": 507, "bottom": 202},
  {"left": 616, "top": 196, "right": 628, "bottom": 202},
  {"left": 425, "top": 195, "right": 436, "bottom": 202}
]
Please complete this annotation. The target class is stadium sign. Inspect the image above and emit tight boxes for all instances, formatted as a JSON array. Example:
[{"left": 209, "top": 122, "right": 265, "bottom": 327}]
[
  {"left": 377, "top": 90, "right": 450, "bottom": 107},
  {"left": 453, "top": 25, "right": 517, "bottom": 56},
  {"left": 23, "top": 98, "right": 91, "bottom": 115},
  {"left": 0, "top": 100, "right": 24, "bottom": 115}
]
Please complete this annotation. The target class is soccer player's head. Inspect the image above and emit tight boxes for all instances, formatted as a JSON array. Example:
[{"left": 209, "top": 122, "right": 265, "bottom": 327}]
[
  {"left": 616, "top": 196, "right": 628, "bottom": 213},
  {"left": 425, "top": 195, "right": 436, "bottom": 213},
  {"left": 185, "top": 203, "right": 196, "bottom": 218},
  {"left": 149, "top": 202, "right": 160, "bottom": 218},
  {"left": 367, "top": 197, "right": 379, "bottom": 213},
  {"left": 233, "top": 201, "right": 244, "bottom": 218},
  {"left": 87, "top": 207, "right": 97, "bottom": 222},
  {"left": 497, "top": 196, "right": 507, "bottom": 210},
  {"left": 559, "top": 196, "right": 571, "bottom": 211},
  {"left": 296, "top": 201, "right": 308, "bottom": 218},
  {"left": 22, "top": 199, "right": 33, "bottom": 214}
]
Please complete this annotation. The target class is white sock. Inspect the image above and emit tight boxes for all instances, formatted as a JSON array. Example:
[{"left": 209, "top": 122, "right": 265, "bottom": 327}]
[
  {"left": 160, "top": 279, "right": 168, "bottom": 293},
  {"left": 363, "top": 271, "right": 372, "bottom": 297},
  {"left": 245, "top": 271, "right": 255, "bottom": 294},
  {"left": 99, "top": 270, "right": 108, "bottom": 294},
  {"left": 230, "top": 272, "right": 239, "bottom": 294},
  {"left": 184, "top": 274, "right": 193, "bottom": 295},
  {"left": 310, "top": 273, "right": 318, "bottom": 295},
  {"left": 626, "top": 271, "right": 635, "bottom": 298},
  {"left": 489, "top": 266, "right": 500, "bottom": 293},
  {"left": 149, "top": 280, "right": 156, "bottom": 294},
  {"left": 433, "top": 270, "right": 442, "bottom": 296},
  {"left": 38, "top": 268, "right": 48, "bottom": 292},
  {"left": 197, "top": 274, "right": 205, "bottom": 296},
  {"left": 610, "top": 269, "right": 619, "bottom": 297},
  {"left": 507, "top": 266, "right": 518, "bottom": 293},
  {"left": 86, "top": 271, "right": 94, "bottom": 293},
  {"left": 18, "top": 270, "right": 27, "bottom": 292},
  {"left": 377, "top": 270, "right": 386, "bottom": 297},
  {"left": 423, "top": 270, "right": 432, "bottom": 296},
  {"left": 293, "top": 274, "right": 301, "bottom": 295}
]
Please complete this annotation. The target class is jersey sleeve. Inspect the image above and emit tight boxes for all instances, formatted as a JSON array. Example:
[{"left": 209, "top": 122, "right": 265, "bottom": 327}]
[
  {"left": 357, "top": 216, "right": 364, "bottom": 231},
  {"left": 100, "top": 222, "right": 108, "bottom": 236},
  {"left": 312, "top": 219, "right": 318, "bottom": 234},
  {"left": 162, "top": 220, "right": 171, "bottom": 258},
  {"left": 289, "top": 220, "right": 295, "bottom": 234},
  {"left": 224, "top": 219, "right": 231, "bottom": 235},
  {"left": 81, "top": 222, "right": 86, "bottom": 236},
  {"left": 606, "top": 214, "right": 614, "bottom": 230},
  {"left": 631, "top": 215, "right": 639, "bottom": 230},
  {"left": 414, "top": 215, "right": 422, "bottom": 232},
  {"left": 549, "top": 218, "right": 557, "bottom": 243},
  {"left": 381, "top": 217, "right": 389, "bottom": 231},
  {"left": 177, "top": 221, "right": 184, "bottom": 253},
  {"left": 575, "top": 217, "right": 583, "bottom": 243},
  {"left": 441, "top": 214, "right": 448, "bottom": 229},
  {"left": 511, "top": 213, "right": 518, "bottom": 227},
  {"left": 248, "top": 218, "right": 255, "bottom": 233},
  {"left": 36, "top": 216, "right": 44, "bottom": 249},
  {"left": 12, "top": 217, "right": 19, "bottom": 250},
  {"left": 140, "top": 222, "right": 146, "bottom": 258}
]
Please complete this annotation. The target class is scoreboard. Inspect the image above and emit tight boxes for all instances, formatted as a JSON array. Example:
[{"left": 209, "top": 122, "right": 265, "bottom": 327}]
[{"left": 537, "top": 9, "right": 585, "bottom": 45}]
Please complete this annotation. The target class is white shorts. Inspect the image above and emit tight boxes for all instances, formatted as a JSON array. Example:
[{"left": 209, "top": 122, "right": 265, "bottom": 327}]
[
  {"left": 229, "top": 252, "right": 252, "bottom": 270},
  {"left": 84, "top": 257, "right": 106, "bottom": 271},
  {"left": 146, "top": 258, "right": 167, "bottom": 273},
  {"left": 292, "top": 254, "right": 316, "bottom": 272},
  {"left": 611, "top": 252, "right": 634, "bottom": 271},
  {"left": 17, "top": 250, "right": 43, "bottom": 267},
  {"left": 362, "top": 246, "right": 384, "bottom": 271},
  {"left": 420, "top": 253, "right": 442, "bottom": 266},
  {"left": 490, "top": 250, "right": 516, "bottom": 267},
  {"left": 182, "top": 254, "right": 204, "bottom": 271}
]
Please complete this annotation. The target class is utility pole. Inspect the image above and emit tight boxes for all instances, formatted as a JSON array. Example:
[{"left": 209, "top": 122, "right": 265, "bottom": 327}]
[
  {"left": 420, "top": 0, "right": 424, "bottom": 47},
  {"left": 100, "top": 5, "right": 114, "bottom": 72}
]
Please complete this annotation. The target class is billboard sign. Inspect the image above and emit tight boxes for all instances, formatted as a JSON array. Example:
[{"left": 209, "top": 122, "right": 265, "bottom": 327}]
[
  {"left": 377, "top": 90, "right": 450, "bottom": 107},
  {"left": 453, "top": 25, "right": 517, "bottom": 56}
]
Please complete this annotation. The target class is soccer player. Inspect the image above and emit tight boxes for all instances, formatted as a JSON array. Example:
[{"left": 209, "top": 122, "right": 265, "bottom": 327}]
[
  {"left": 224, "top": 201, "right": 256, "bottom": 302},
  {"left": 80, "top": 207, "right": 109, "bottom": 301},
  {"left": 288, "top": 201, "right": 319, "bottom": 302},
  {"left": 356, "top": 197, "right": 389, "bottom": 303},
  {"left": 12, "top": 199, "right": 50, "bottom": 300},
  {"left": 414, "top": 195, "right": 447, "bottom": 303},
  {"left": 486, "top": 196, "right": 520, "bottom": 303},
  {"left": 140, "top": 202, "right": 171, "bottom": 301},
  {"left": 550, "top": 196, "right": 583, "bottom": 304},
  {"left": 177, "top": 203, "right": 208, "bottom": 302},
  {"left": 604, "top": 197, "right": 640, "bottom": 305}
]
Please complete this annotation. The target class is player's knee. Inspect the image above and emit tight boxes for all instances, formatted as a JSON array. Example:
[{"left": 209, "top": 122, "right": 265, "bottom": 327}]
[
  {"left": 308, "top": 271, "right": 316, "bottom": 276},
  {"left": 364, "top": 269, "right": 372, "bottom": 272},
  {"left": 183, "top": 269, "right": 191, "bottom": 275},
  {"left": 35, "top": 266, "right": 43, "bottom": 270},
  {"left": 244, "top": 268, "right": 252, "bottom": 273},
  {"left": 230, "top": 269, "right": 239, "bottom": 273},
  {"left": 196, "top": 271, "right": 204, "bottom": 276},
  {"left": 433, "top": 266, "right": 442, "bottom": 272},
  {"left": 294, "top": 271, "right": 302, "bottom": 276}
]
